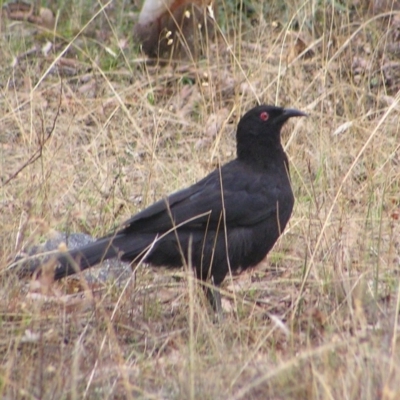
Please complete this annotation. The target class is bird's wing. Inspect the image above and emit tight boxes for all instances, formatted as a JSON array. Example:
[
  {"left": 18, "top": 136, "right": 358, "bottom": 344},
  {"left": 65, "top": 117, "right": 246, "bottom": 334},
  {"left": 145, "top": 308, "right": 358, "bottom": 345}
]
[{"left": 119, "top": 161, "right": 278, "bottom": 234}]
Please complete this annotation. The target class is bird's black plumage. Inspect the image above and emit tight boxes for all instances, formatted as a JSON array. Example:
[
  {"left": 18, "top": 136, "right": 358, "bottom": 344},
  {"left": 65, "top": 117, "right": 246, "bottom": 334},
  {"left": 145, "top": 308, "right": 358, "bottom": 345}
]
[{"left": 46, "top": 105, "right": 306, "bottom": 286}]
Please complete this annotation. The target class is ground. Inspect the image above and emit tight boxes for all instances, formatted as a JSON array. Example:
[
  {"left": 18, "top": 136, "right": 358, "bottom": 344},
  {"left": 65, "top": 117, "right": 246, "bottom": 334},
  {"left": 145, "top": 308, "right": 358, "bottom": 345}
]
[{"left": 1, "top": 0, "right": 400, "bottom": 398}]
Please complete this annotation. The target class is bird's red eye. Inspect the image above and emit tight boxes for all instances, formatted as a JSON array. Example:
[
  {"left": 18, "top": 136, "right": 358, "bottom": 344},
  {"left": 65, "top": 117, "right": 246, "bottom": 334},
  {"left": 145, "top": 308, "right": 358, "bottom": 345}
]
[{"left": 260, "top": 111, "right": 269, "bottom": 121}]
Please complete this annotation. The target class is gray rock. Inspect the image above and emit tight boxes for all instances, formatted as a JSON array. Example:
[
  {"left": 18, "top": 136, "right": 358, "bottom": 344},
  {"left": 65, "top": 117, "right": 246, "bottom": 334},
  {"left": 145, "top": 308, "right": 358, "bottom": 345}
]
[{"left": 13, "top": 231, "right": 131, "bottom": 284}]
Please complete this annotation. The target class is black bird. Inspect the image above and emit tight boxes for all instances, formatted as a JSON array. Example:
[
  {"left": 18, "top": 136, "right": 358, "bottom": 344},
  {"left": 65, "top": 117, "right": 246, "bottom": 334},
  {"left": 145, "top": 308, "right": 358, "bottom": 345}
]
[{"left": 34, "top": 105, "right": 306, "bottom": 293}]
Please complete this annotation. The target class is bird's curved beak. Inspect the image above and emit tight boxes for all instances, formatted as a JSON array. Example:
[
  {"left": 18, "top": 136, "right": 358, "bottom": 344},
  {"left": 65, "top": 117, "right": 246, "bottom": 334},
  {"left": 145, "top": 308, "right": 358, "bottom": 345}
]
[
  {"left": 282, "top": 108, "right": 308, "bottom": 120},
  {"left": 283, "top": 108, "right": 308, "bottom": 118}
]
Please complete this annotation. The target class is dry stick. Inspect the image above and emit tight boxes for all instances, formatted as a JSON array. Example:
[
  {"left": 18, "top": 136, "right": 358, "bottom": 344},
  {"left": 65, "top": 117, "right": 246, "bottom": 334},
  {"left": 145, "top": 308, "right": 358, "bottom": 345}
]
[
  {"left": 218, "top": 164, "right": 238, "bottom": 318},
  {"left": 2, "top": 84, "right": 62, "bottom": 187},
  {"left": 187, "top": 236, "right": 196, "bottom": 400},
  {"left": 292, "top": 90, "right": 400, "bottom": 318}
]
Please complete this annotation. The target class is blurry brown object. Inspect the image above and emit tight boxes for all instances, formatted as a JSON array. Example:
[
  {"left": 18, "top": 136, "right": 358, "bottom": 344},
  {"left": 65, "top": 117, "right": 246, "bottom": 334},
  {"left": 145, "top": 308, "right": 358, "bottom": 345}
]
[
  {"left": 134, "top": 0, "right": 216, "bottom": 59},
  {"left": 286, "top": 31, "right": 315, "bottom": 63},
  {"left": 2, "top": 0, "right": 55, "bottom": 29}
]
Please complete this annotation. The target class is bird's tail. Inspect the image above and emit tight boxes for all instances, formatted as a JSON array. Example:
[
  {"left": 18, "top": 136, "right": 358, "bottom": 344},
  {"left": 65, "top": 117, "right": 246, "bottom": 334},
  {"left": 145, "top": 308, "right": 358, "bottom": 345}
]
[{"left": 53, "top": 234, "right": 134, "bottom": 280}]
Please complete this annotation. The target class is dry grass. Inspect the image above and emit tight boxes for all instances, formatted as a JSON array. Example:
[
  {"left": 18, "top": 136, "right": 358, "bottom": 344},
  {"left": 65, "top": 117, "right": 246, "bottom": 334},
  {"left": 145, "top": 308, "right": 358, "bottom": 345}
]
[{"left": 1, "top": 0, "right": 400, "bottom": 398}]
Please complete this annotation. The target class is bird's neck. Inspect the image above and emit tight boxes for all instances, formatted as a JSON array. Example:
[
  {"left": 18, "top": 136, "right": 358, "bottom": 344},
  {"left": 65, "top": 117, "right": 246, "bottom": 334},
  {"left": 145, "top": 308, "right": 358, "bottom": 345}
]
[{"left": 237, "top": 141, "right": 287, "bottom": 171}]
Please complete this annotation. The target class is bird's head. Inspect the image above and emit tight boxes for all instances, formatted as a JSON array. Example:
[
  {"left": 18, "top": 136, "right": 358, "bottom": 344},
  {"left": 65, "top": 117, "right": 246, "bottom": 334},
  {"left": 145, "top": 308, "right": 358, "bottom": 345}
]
[
  {"left": 236, "top": 104, "right": 307, "bottom": 163},
  {"left": 237, "top": 105, "right": 307, "bottom": 138}
]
